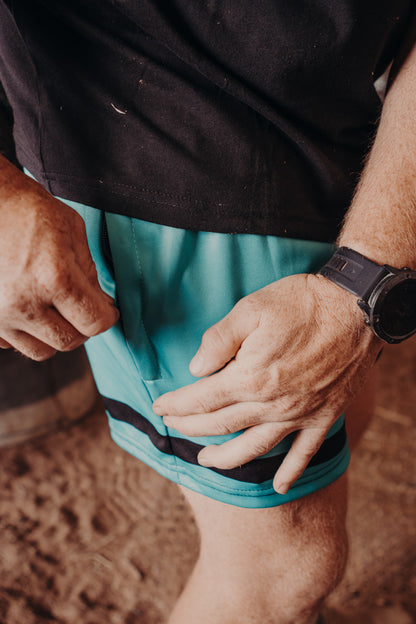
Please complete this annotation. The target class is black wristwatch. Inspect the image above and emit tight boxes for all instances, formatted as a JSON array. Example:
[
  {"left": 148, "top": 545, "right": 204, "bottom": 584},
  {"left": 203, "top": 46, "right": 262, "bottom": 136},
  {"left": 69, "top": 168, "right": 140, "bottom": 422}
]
[{"left": 319, "top": 247, "right": 416, "bottom": 344}]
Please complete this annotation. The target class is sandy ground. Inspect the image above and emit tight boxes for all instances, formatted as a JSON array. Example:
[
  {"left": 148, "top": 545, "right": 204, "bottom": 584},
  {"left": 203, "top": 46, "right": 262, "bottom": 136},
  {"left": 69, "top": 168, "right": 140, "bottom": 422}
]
[{"left": 0, "top": 339, "right": 415, "bottom": 624}]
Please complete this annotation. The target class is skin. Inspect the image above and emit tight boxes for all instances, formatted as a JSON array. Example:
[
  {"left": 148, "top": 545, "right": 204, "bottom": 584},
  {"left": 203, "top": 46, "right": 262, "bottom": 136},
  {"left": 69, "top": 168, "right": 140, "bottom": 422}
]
[
  {"left": 166, "top": 384, "right": 376, "bottom": 624},
  {"left": 0, "top": 158, "right": 119, "bottom": 359},
  {"left": 153, "top": 37, "right": 416, "bottom": 495},
  {"left": 0, "top": 28, "right": 415, "bottom": 624},
  {"left": 154, "top": 274, "right": 381, "bottom": 494}
]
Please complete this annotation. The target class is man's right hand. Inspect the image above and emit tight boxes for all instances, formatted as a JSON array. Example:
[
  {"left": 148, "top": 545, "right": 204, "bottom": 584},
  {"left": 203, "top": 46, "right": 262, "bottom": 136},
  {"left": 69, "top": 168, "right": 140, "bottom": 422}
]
[{"left": 0, "top": 156, "right": 119, "bottom": 361}]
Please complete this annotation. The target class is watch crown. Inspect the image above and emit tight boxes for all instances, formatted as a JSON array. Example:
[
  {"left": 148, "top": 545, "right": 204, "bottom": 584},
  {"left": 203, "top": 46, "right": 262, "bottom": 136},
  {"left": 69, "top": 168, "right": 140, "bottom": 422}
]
[
  {"left": 357, "top": 299, "right": 368, "bottom": 312},
  {"left": 357, "top": 299, "right": 371, "bottom": 324}
]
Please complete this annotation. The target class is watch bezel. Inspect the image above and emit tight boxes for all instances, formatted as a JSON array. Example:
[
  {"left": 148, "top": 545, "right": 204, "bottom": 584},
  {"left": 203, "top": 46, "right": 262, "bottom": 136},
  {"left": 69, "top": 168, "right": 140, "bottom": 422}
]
[{"left": 364, "top": 270, "right": 416, "bottom": 344}]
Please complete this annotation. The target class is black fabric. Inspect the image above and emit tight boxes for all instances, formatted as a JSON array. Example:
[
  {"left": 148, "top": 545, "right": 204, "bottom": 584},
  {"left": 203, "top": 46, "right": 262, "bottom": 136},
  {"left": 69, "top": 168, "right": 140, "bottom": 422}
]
[
  {"left": 103, "top": 396, "right": 347, "bottom": 484},
  {"left": 0, "top": 1, "right": 415, "bottom": 241},
  {"left": 0, "top": 80, "right": 18, "bottom": 165}
]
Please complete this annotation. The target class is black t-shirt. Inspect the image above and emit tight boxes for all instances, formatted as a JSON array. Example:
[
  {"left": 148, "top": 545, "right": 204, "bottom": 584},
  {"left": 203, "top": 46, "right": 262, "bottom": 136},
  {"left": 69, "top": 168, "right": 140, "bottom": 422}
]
[{"left": 0, "top": 1, "right": 415, "bottom": 241}]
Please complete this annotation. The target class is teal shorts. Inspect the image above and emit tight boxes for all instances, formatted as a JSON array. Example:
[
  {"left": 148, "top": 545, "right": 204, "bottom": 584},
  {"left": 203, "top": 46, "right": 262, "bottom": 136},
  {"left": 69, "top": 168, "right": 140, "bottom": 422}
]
[{"left": 60, "top": 196, "right": 350, "bottom": 508}]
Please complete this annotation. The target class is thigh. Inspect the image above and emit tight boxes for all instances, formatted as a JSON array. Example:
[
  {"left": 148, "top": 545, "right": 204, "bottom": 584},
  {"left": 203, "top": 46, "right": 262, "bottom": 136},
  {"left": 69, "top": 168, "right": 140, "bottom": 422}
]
[
  {"left": 177, "top": 474, "right": 349, "bottom": 619},
  {"left": 180, "top": 475, "right": 348, "bottom": 560}
]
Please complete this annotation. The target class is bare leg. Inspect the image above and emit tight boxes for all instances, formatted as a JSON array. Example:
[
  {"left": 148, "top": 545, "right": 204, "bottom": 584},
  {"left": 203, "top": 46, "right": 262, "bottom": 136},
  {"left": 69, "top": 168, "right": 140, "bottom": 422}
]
[
  {"left": 168, "top": 475, "right": 348, "bottom": 624},
  {"left": 168, "top": 374, "right": 376, "bottom": 624}
]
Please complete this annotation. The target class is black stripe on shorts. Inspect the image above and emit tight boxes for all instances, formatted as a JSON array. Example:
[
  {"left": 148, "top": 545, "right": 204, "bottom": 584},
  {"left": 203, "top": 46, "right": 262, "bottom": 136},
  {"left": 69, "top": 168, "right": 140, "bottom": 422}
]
[{"left": 103, "top": 396, "right": 347, "bottom": 484}]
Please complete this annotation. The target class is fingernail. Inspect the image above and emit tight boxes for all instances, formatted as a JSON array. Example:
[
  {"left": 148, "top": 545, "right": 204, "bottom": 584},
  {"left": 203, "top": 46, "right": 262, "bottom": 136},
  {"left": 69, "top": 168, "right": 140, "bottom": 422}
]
[
  {"left": 197, "top": 452, "right": 212, "bottom": 467},
  {"left": 189, "top": 353, "right": 204, "bottom": 376},
  {"left": 274, "top": 483, "right": 289, "bottom": 495},
  {"left": 153, "top": 403, "right": 164, "bottom": 416}
]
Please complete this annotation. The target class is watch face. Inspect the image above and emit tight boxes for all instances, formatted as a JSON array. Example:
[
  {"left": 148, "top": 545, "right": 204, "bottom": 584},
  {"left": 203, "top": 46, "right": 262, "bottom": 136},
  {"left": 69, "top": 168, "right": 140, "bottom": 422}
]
[{"left": 376, "top": 278, "right": 416, "bottom": 341}]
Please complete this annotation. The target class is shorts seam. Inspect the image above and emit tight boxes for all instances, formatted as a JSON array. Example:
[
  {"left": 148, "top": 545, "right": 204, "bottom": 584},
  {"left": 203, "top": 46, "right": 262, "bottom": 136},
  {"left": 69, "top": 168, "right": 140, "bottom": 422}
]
[
  {"left": 129, "top": 220, "right": 180, "bottom": 483},
  {"left": 129, "top": 218, "right": 162, "bottom": 380}
]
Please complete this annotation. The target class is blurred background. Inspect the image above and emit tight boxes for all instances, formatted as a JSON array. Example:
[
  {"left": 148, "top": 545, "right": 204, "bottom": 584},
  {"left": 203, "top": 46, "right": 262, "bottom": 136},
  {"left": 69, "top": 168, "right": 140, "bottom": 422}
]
[{"left": 0, "top": 82, "right": 415, "bottom": 624}]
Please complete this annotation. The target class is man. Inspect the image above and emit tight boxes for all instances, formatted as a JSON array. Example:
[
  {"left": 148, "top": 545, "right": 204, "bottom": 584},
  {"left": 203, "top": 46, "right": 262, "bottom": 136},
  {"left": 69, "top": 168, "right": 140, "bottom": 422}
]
[{"left": 0, "top": 2, "right": 415, "bottom": 622}]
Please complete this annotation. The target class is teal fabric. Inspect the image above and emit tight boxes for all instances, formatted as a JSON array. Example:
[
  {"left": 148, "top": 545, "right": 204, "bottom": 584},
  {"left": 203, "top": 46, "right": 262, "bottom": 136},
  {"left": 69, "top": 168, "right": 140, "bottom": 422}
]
[{"left": 54, "top": 191, "right": 350, "bottom": 507}]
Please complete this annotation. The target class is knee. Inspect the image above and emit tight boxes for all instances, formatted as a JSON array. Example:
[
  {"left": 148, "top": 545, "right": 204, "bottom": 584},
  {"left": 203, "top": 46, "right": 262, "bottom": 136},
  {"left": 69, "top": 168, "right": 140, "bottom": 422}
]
[
  {"left": 198, "top": 523, "right": 348, "bottom": 624},
  {"left": 188, "top": 476, "right": 349, "bottom": 623},
  {"left": 244, "top": 509, "right": 348, "bottom": 622},
  {"left": 291, "top": 526, "right": 348, "bottom": 602},
  {"left": 261, "top": 522, "right": 349, "bottom": 622}
]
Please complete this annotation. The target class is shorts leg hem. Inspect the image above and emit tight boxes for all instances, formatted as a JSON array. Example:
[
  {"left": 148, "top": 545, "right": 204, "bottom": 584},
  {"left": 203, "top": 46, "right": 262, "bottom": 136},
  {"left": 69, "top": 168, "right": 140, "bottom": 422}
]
[{"left": 109, "top": 416, "right": 350, "bottom": 509}]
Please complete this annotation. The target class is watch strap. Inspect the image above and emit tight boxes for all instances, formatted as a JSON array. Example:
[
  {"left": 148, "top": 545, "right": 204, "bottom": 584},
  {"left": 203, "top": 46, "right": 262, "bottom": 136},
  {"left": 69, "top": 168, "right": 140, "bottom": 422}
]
[{"left": 319, "top": 247, "right": 389, "bottom": 300}]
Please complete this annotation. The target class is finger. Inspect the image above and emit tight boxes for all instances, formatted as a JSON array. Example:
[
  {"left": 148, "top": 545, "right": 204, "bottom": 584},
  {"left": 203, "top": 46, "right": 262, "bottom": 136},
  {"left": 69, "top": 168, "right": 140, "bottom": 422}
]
[
  {"left": 51, "top": 262, "right": 119, "bottom": 337},
  {"left": 0, "top": 338, "right": 12, "bottom": 348},
  {"left": 71, "top": 224, "right": 117, "bottom": 309},
  {"left": 272, "top": 428, "right": 326, "bottom": 494},
  {"left": 153, "top": 362, "right": 239, "bottom": 416},
  {"left": 189, "top": 301, "right": 258, "bottom": 377},
  {"left": 197, "top": 422, "right": 289, "bottom": 469},
  {"left": 163, "top": 402, "right": 271, "bottom": 436},
  {"left": 19, "top": 306, "right": 87, "bottom": 351},
  {"left": 3, "top": 329, "right": 57, "bottom": 361}
]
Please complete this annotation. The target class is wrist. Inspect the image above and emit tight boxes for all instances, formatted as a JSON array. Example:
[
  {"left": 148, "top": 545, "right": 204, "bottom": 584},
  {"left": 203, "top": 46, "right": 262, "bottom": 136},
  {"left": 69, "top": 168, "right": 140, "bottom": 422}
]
[
  {"left": 312, "top": 272, "right": 366, "bottom": 325},
  {"left": 318, "top": 247, "right": 416, "bottom": 344},
  {"left": 336, "top": 237, "right": 416, "bottom": 270},
  {"left": 311, "top": 274, "right": 383, "bottom": 357}
]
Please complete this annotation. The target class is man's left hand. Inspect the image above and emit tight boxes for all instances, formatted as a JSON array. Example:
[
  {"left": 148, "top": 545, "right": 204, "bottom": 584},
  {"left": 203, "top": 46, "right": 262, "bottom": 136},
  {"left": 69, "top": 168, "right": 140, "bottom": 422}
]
[{"left": 153, "top": 273, "right": 381, "bottom": 494}]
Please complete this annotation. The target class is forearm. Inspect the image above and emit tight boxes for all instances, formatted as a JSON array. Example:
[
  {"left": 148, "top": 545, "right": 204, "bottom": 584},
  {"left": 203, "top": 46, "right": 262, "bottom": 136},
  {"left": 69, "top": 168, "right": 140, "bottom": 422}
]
[{"left": 339, "top": 39, "right": 416, "bottom": 268}]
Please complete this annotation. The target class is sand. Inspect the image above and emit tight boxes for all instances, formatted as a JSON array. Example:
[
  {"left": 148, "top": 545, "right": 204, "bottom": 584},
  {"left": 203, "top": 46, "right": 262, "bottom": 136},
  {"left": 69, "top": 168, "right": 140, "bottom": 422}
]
[{"left": 0, "top": 339, "right": 415, "bottom": 623}]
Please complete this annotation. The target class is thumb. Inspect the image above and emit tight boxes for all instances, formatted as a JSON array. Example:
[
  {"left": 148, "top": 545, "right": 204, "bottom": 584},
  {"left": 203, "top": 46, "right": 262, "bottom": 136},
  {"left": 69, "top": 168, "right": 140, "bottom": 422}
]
[{"left": 189, "top": 304, "right": 255, "bottom": 377}]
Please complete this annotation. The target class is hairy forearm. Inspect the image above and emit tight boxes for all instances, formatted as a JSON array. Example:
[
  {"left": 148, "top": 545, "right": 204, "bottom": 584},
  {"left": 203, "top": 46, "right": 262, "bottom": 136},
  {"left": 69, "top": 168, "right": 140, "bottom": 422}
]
[{"left": 339, "top": 40, "right": 416, "bottom": 268}]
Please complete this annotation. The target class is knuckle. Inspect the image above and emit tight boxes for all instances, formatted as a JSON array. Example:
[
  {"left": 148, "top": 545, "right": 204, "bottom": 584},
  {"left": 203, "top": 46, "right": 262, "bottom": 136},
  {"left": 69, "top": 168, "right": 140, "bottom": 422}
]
[
  {"left": 30, "top": 348, "right": 57, "bottom": 362},
  {"left": 234, "top": 295, "right": 250, "bottom": 313},
  {"left": 202, "top": 323, "right": 228, "bottom": 351},
  {"left": 54, "top": 336, "right": 72, "bottom": 351},
  {"left": 60, "top": 337, "right": 85, "bottom": 351},
  {"left": 246, "top": 373, "right": 266, "bottom": 397},
  {"left": 53, "top": 330, "right": 81, "bottom": 351},
  {"left": 264, "top": 365, "right": 281, "bottom": 392},
  {"left": 192, "top": 395, "right": 210, "bottom": 414},
  {"left": 39, "top": 261, "right": 71, "bottom": 294},
  {"left": 275, "top": 395, "right": 294, "bottom": 419},
  {"left": 248, "top": 365, "right": 282, "bottom": 399},
  {"left": 81, "top": 317, "right": 103, "bottom": 337},
  {"left": 250, "top": 431, "right": 274, "bottom": 458},
  {"left": 212, "top": 415, "right": 236, "bottom": 436},
  {"left": 81, "top": 304, "right": 118, "bottom": 337},
  {"left": 302, "top": 439, "right": 322, "bottom": 459},
  {"left": 235, "top": 293, "right": 259, "bottom": 317}
]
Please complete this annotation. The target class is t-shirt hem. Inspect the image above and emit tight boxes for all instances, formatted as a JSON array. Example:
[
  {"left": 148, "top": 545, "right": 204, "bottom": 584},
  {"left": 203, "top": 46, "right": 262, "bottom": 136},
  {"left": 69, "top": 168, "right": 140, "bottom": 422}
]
[{"left": 21, "top": 159, "right": 341, "bottom": 243}]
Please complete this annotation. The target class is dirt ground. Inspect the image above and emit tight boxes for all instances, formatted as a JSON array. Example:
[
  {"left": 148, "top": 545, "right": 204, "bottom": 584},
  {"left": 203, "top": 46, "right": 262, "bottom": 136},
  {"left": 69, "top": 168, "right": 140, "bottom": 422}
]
[{"left": 0, "top": 339, "right": 415, "bottom": 624}]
